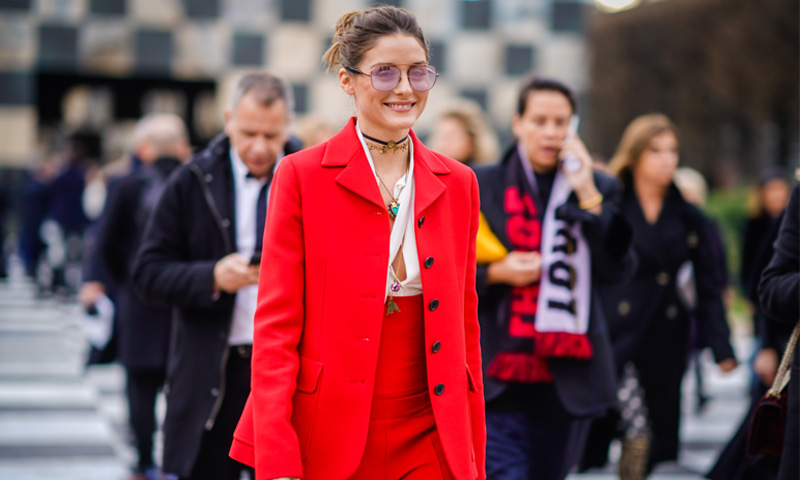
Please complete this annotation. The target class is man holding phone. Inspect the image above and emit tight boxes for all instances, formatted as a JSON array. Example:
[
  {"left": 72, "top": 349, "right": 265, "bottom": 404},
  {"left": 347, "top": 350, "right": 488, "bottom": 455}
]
[{"left": 133, "top": 71, "right": 302, "bottom": 480}]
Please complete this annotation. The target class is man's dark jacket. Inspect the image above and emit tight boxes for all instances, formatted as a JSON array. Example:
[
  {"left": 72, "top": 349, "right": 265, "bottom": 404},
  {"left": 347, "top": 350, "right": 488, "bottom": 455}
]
[
  {"left": 474, "top": 145, "right": 636, "bottom": 417},
  {"left": 89, "top": 157, "right": 181, "bottom": 370},
  {"left": 132, "top": 134, "right": 302, "bottom": 477}
]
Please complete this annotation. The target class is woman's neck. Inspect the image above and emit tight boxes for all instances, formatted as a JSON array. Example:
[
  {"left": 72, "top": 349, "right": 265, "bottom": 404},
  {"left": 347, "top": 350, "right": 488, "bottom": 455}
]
[
  {"left": 633, "top": 173, "right": 669, "bottom": 202},
  {"left": 359, "top": 122, "right": 411, "bottom": 176},
  {"left": 359, "top": 122, "right": 410, "bottom": 146},
  {"left": 633, "top": 173, "right": 670, "bottom": 223},
  {"left": 370, "top": 148, "right": 410, "bottom": 177}
]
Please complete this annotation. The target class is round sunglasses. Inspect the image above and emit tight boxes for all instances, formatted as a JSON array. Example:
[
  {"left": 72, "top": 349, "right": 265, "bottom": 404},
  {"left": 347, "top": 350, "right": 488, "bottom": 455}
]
[{"left": 345, "top": 64, "right": 439, "bottom": 92}]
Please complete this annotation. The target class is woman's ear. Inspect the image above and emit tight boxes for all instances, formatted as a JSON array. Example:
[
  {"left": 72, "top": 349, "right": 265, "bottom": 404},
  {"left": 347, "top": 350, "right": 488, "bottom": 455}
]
[{"left": 339, "top": 67, "right": 355, "bottom": 96}]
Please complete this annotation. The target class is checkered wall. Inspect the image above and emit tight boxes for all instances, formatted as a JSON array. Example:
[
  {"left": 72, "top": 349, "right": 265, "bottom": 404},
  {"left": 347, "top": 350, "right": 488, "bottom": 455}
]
[{"left": 0, "top": 0, "right": 589, "bottom": 166}]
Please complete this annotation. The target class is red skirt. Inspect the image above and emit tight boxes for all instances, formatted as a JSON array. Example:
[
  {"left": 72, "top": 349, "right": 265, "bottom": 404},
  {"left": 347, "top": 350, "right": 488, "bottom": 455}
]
[{"left": 349, "top": 295, "right": 454, "bottom": 480}]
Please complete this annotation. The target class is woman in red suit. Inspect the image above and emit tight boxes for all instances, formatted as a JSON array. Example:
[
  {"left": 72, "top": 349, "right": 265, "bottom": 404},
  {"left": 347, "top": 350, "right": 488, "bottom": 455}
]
[{"left": 229, "top": 6, "right": 486, "bottom": 480}]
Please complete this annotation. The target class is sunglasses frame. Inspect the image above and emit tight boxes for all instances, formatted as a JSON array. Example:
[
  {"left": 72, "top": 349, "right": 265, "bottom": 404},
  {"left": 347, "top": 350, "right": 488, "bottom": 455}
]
[{"left": 345, "top": 64, "right": 439, "bottom": 92}]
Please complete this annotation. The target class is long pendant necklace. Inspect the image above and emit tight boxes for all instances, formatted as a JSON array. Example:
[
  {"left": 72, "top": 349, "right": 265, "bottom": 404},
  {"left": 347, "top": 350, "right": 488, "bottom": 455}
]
[
  {"left": 386, "top": 239, "right": 406, "bottom": 315},
  {"left": 376, "top": 174, "right": 403, "bottom": 219},
  {"left": 362, "top": 132, "right": 409, "bottom": 154}
]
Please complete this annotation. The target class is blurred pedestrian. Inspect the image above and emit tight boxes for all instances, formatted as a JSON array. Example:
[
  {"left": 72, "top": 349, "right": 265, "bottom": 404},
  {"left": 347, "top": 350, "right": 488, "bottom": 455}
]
[
  {"left": 428, "top": 99, "right": 499, "bottom": 166},
  {"left": 758, "top": 183, "right": 799, "bottom": 480},
  {"left": 47, "top": 135, "right": 92, "bottom": 296},
  {"left": 742, "top": 169, "right": 790, "bottom": 330},
  {"left": 18, "top": 155, "right": 57, "bottom": 282},
  {"left": 580, "top": 114, "right": 737, "bottom": 479},
  {"left": 229, "top": 7, "right": 485, "bottom": 479},
  {"left": 79, "top": 113, "right": 191, "bottom": 480},
  {"left": 133, "top": 71, "right": 302, "bottom": 480},
  {"left": 294, "top": 114, "right": 336, "bottom": 148},
  {"left": 0, "top": 183, "right": 9, "bottom": 280},
  {"left": 474, "top": 75, "right": 636, "bottom": 480},
  {"left": 706, "top": 171, "right": 792, "bottom": 480},
  {"left": 674, "top": 166, "right": 730, "bottom": 412}
]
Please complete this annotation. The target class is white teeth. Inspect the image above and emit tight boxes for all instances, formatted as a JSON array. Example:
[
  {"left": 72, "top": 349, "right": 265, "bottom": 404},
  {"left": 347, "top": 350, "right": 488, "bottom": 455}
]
[{"left": 386, "top": 103, "right": 412, "bottom": 109}]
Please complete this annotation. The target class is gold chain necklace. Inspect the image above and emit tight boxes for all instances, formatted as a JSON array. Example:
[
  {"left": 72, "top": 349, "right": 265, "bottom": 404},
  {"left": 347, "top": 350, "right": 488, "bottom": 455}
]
[
  {"left": 362, "top": 131, "right": 410, "bottom": 154},
  {"left": 376, "top": 172, "right": 405, "bottom": 219}
]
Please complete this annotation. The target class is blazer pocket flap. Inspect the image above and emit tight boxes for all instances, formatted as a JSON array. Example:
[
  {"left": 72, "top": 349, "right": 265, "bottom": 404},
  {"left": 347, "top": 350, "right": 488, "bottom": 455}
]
[
  {"left": 466, "top": 364, "right": 477, "bottom": 393},
  {"left": 297, "top": 356, "right": 323, "bottom": 394}
]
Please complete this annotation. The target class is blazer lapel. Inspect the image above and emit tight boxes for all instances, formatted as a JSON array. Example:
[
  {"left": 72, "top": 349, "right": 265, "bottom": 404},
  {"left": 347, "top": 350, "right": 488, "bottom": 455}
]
[
  {"left": 324, "top": 119, "right": 386, "bottom": 211},
  {"left": 411, "top": 131, "right": 449, "bottom": 217}
]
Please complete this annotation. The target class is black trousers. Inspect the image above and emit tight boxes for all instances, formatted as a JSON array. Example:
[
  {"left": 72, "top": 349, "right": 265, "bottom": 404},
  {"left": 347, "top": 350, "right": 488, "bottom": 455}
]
[
  {"left": 127, "top": 368, "right": 166, "bottom": 470},
  {"left": 485, "top": 383, "right": 591, "bottom": 480},
  {"left": 181, "top": 346, "right": 255, "bottom": 480}
]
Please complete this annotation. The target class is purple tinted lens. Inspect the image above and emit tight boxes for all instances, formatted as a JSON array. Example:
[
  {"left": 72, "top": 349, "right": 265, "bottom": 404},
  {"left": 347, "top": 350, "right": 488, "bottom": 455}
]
[
  {"left": 371, "top": 65, "right": 400, "bottom": 91},
  {"left": 409, "top": 66, "right": 437, "bottom": 91},
  {"left": 368, "top": 65, "right": 438, "bottom": 92}
]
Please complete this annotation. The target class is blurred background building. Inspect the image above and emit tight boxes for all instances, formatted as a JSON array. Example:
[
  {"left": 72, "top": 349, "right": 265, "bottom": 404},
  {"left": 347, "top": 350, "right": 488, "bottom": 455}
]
[
  {"left": 0, "top": 0, "right": 591, "bottom": 167},
  {"left": 0, "top": 0, "right": 797, "bottom": 226}
]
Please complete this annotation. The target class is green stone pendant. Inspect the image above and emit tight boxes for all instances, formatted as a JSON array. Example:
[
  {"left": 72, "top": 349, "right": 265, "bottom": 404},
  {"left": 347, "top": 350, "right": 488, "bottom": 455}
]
[
  {"left": 388, "top": 201, "right": 399, "bottom": 219},
  {"left": 386, "top": 298, "right": 400, "bottom": 315}
]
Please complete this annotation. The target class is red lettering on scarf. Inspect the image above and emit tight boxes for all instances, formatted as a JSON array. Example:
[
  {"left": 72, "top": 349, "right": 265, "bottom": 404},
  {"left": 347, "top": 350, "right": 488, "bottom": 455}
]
[
  {"left": 505, "top": 187, "right": 541, "bottom": 250},
  {"left": 487, "top": 171, "right": 593, "bottom": 385}
]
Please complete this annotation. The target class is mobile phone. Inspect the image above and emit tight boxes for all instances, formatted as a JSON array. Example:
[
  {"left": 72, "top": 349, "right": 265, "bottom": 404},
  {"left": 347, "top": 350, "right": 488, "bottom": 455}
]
[
  {"left": 562, "top": 115, "right": 582, "bottom": 173},
  {"left": 249, "top": 254, "right": 261, "bottom": 266}
]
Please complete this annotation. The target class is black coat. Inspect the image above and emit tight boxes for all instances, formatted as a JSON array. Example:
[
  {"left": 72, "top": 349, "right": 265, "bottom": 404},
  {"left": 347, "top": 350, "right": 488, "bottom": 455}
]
[
  {"left": 759, "top": 183, "right": 799, "bottom": 480},
  {"left": 585, "top": 179, "right": 736, "bottom": 468},
  {"left": 131, "top": 134, "right": 303, "bottom": 477},
  {"left": 474, "top": 145, "right": 637, "bottom": 417},
  {"left": 88, "top": 158, "right": 181, "bottom": 370}
]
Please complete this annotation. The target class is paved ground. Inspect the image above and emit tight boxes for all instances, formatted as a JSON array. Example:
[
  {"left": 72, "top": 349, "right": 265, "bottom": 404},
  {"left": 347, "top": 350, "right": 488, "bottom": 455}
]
[{"left": 0, "top": 257, "right": 751, "bottom": 480}]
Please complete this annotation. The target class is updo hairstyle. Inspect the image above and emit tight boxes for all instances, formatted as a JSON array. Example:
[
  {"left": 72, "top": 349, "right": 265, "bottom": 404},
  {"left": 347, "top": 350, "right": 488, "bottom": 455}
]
[{"left": 322, "top": 6, "right": 429, "bottom": 72}]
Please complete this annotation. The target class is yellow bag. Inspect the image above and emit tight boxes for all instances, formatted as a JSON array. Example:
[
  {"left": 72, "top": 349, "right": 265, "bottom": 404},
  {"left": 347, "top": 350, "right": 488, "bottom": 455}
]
[{"left": 476, "top": 212, "right": 507, "bottom": 264}]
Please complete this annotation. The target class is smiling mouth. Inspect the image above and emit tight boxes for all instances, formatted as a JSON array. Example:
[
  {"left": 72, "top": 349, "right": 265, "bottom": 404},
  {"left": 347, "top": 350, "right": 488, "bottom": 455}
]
[{"left": 385, "top": 103, "right": 415, "bottom": 111}]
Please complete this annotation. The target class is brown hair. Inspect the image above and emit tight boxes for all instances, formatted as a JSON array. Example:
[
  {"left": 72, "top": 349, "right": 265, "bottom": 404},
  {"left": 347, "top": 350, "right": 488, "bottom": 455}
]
[
  {"left": 436, "top": 99, "right": 500, "bottom": 164},
  {"left": 322, "top": 6, "right": 429, "bottom": 72},
  {"left": 608, "top": 113, "right": 679, "bottom": 177}
]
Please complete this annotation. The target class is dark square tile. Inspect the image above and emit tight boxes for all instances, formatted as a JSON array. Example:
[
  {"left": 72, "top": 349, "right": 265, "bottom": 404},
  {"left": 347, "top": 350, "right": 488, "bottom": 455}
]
[
  {"left": 89, "top": 0, "right": 125, "bottom": 15},
  {"left": 428, "top": 40, "right": 447, "bottom": 75},
  {"left": 38, "top": 25, "right": 78, "bottom": 69},
  {"left": 460, "top": 88, "right": 488, "bottom": 111},
  {"left": 292, "top": 83, "right": 308, "bottom": 114},
  {"left": 505, "top": 44, "right": 535, "bottom": 76},
  {"left": 232, "top": 33, "right": 264, "bottom": 66},
  {"left": 184, "top": 0, "right": 218, "bottom": 19},
  {"left": 461, "top": 0, "right": 491, "bottom": 30},
  {"left": 134, "top": 29, "right": 173, "bottom": 73},
  {"left": 0, "top": 0, "right": 30, "bottom": 11},
  {"left": 0, "top": 72, "right": 33, "bottom": 105},
  {"left": 551, "top": 2, "right": 585, "bottom": 33},
  {"left": 280, "top": 0, "right": 310, "bottom": 22}
]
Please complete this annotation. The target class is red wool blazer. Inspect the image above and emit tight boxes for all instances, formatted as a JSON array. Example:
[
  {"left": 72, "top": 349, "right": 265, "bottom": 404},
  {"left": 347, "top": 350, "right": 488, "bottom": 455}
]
[{"left": 229, "top": 118, "right": 486, "bottom": 480}]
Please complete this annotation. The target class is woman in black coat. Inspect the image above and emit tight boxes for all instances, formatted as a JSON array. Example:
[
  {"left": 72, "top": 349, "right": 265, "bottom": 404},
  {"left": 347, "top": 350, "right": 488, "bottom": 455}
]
[
  {"left": 759, "top": 183, "right": 800, "bottom": 480},
  {"left": 579, "top": 114, "right": 737, "bottom": 479}
]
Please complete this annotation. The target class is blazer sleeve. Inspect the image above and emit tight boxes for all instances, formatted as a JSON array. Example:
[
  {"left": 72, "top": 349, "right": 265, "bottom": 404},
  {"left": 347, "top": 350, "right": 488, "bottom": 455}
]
[
  {"left": 465, "top": 171, "right": 487, "bottom": 479},
  {"left": 131, "top": 169, "right": 218, "bottom": 308},
  {"left": 759, "top": 185, "right": 800, "bottom": 324},
  {"left": 688, "top": 207, "right": 735, "bottom": 362},
  {"left": 250, "top": 159, "right": 307, "bottom": 478}
]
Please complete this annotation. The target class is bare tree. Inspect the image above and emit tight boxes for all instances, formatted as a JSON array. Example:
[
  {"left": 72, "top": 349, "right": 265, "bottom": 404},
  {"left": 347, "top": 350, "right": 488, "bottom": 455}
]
[{"left": 587, "top": 0, "right": 799, "bottom": 186}]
